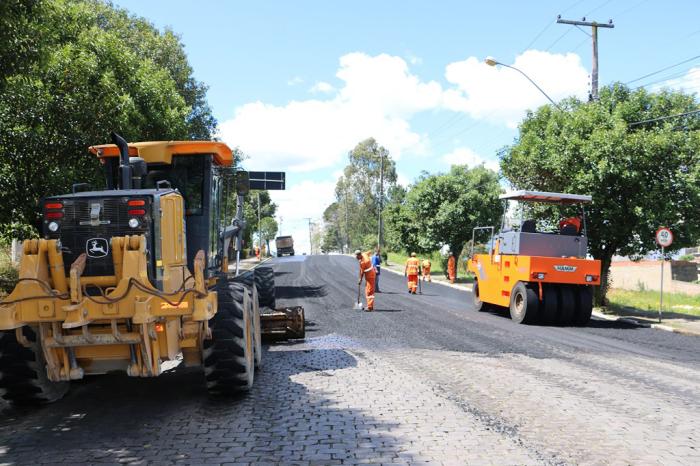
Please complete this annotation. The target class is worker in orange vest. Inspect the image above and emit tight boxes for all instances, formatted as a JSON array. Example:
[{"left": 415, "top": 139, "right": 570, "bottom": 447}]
[
  {"left": 355, "top": 249, "right": 376, "bottom": 311},
  {"left": 254, "top": 245, "right": 261, "bottom": 261},
  {"left": 421, "top": 258, "right": 432, "bottom": 282},
  {"left": 447, "top": 252, "right": 456, "bottom": 284},
  {"left": 405, "top": 252, "right": 420, "bottom": 294}
]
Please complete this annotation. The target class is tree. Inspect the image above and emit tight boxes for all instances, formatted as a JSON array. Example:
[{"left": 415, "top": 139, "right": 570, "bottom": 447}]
[
  {"left": 500, "top": 83, "right": 700, "bottom": 304},
  {"left": 259, "top": 217, "right": 278, "bottom": 255},
  {"left": 384, "top": 165, "right": 502, "bottom": 274},
  {"left": 0, "top": 0, "right": 217, "bottom": 238},
  {"left": 243, "top": 190, "right": 276, "bottom": 251},
  {"left": 326, "top": 138, "right": 398, "bottom": 252}
]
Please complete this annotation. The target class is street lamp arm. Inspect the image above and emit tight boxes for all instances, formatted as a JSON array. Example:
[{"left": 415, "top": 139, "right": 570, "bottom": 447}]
[{"left": 486, "top": 58, "right": 562, "bottom": 110}]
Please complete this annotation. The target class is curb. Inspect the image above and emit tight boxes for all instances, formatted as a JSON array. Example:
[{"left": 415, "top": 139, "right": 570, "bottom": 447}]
[{"left": 592, "top": 310, "right": 699, "bottom": 337}]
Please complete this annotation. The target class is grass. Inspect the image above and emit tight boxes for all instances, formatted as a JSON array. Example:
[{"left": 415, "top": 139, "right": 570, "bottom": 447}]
[
  {"left": 386, "top": 251, "right": 475, "bottom": 283},
  {"left": 605, "top": 288, "right": 700, "bottom": 319}
]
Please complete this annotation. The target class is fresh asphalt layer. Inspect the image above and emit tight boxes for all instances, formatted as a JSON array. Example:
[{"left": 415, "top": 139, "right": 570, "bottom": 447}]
[{"left": 274, "top": 254, "right": 700, "bottom": 363}]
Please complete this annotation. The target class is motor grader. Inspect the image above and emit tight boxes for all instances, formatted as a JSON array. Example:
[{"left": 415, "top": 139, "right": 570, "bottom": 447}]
[
  {"left": 469, "top": 190, "right": 601, "bottom": 325},
  {"left": 0, "top": 133, "right": 303, "bottom": 405}
]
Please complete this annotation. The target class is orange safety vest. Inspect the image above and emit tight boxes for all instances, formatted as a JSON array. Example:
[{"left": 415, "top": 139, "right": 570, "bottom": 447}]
[
  {"left": 422, "top": 259, "right": 431, "bottom": 268},
  {"left": 406, "top": 257, "right": 420, "bottom": 275},
  {"left": 359, "top": 253, "right": 375, "bottom": 275}
]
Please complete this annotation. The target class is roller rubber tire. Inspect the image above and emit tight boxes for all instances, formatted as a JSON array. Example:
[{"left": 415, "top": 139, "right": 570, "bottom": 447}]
[
  {"left": 473, "top": 281, "right": 488, "bottom": 312},
  {"left": 509, "top": 282, "right": 539, "bottom": 324},
  {"left": 203, "top": 281, "right": 254, "bottom": 395},
  {"left": 574, "top": 286, "right": 594, "bottom": 326},
  {"left": 0, "top": 327, "right": 69, "bottom": 405},
  {"left": 254, "top": 266, "right": 276, "bottom": 309},
  {"left": 557, "top": 286, "right": 576, "bottom": 326},
  {"left": 542, "top": 285, "right": 559, "bottom": 325}
]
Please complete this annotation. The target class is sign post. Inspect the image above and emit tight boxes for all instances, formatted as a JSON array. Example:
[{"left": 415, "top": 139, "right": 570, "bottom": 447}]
[{"left": 655, "top": 227, "right": 673, "bottom": 322}]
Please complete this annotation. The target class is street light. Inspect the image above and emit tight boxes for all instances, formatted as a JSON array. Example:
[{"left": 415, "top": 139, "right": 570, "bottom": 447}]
[{"left": 484, "top": 56, "right": 561, "bottom": 110}]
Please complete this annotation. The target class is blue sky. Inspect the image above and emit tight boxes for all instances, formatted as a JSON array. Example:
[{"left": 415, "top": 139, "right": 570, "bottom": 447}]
[{"left": 114, "top": 0, "right": 700, "bottom": 253}]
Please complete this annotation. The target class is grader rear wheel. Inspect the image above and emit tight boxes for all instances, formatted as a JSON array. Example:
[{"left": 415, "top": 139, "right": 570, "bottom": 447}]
[
  {"left": 254, "top": 266, "right": 276, "bottom": 309},
  {"left": 203, "top": 281, "right": 254, "bottom": 395},
  {"left": 0, "top": 327, "right": 69, "bottom": 405}
]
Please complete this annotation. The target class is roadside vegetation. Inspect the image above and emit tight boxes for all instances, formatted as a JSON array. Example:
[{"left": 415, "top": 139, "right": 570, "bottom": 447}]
[
  {"left": 604, "top": 288, "right": 700, "bottom": 319},
  {"left": 0, "top": 245, "right": 18, "bottom": 297}
]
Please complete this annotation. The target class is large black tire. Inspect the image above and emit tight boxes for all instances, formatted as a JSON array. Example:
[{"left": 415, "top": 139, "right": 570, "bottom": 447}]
[
  {"left": 509, "top": 282, "right": 539, "bottom": 324},
  {"left": 235, "top": 274, "right": 263, "bottom": 369},
  {"left": 542, "top": 285, "right": 559, "bottom": 325},
  {"left": 558, "top": 286, "right": 576, "bottom": 326},
  {"left": 203, "top": 282, "right": 254, "bottom": 395},
  {"left": 0, "top": 327, "right": 69, "bottom": 405},
  {"left": 254, "top": 266, "right": 276, "bottom": 309},
  {"left": 573, "top": 285, "right": 593, "bottom": 326},
  {"left": 473, "top": 280, "right": 488, "bottom": 312}
]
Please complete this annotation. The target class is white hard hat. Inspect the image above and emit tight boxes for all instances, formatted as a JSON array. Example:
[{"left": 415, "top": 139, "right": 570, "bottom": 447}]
[{"left": 354, "top": 249, "right": 361, "bottom": 255}]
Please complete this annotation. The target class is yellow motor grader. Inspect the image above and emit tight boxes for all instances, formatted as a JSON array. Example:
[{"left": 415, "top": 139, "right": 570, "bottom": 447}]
[{"left": 0, "top": 133, "right": 303, "bottom": 405}]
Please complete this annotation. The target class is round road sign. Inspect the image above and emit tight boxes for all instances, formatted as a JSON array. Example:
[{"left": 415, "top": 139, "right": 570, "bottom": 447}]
[{"left": 655, "top": 227, "right": 673, "bottom": 248}]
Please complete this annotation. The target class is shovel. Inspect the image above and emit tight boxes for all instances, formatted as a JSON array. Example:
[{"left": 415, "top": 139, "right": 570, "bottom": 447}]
[{"left": 353, "top": 279, "right": 364, "bottom": 310}]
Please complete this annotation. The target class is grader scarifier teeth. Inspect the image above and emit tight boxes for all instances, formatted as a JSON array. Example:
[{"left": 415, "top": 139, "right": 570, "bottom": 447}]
[{"left": 260, "top": 306, "right": 305, "bottom": 340}]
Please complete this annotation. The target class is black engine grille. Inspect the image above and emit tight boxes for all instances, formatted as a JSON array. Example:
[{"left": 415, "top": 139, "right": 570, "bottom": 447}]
[{"left": 44, "top": 195, "right": 153, "bottom": 278}]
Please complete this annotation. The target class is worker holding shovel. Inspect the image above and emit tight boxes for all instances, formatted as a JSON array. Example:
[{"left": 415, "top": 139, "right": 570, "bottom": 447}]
[{"left": 355, "top": 250, "right": 376, "bottom": 311}]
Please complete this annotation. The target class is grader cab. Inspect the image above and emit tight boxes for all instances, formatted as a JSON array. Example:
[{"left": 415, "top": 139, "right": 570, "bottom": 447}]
[
  {"left": 0, "top": 133, "right": 302, "bottom": 406},
  {"left": 468, "top": 190, "right": 601, "bottom": 326}
]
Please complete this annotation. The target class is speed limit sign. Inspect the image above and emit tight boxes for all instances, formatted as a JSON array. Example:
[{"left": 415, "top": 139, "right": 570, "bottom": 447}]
[{"left": 656, "top": 227, "right": 673, "bottom": 248}]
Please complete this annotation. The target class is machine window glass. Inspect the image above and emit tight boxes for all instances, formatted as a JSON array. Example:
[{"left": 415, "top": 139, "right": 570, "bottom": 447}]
[{"left": 144, "top": 156, "right": 206, "bottom": 215}]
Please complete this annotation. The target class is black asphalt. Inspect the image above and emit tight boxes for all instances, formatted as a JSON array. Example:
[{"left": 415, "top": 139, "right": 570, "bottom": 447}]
[{"left": 273, "top": 254, "right": 700, "bottom": 364}]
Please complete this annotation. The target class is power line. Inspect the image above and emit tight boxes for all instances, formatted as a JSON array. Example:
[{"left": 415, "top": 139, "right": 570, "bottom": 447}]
[
  {"left": 625, "top": 54, "right": 700, "bottom": 85},
  {"left": 629, "top": 109, "right": 700, "bottom": 127},
  {"left": 631, "top": 67, "right": 699, "bottom": 91}
]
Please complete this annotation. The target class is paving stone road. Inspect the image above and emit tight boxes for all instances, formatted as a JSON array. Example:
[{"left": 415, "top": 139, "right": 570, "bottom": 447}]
[{"left": 1, "top": 254, "right": 699, "bottom": 465}]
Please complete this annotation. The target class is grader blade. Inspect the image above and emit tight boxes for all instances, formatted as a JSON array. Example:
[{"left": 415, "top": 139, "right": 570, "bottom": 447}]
[{"left": 260, "top": 306, "right": 305, "bottom": 340}]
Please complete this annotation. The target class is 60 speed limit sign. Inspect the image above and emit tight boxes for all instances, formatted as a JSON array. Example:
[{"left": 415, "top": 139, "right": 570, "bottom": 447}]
[{"left": 656, "top": 227, "right": 673, "bottom": 248}]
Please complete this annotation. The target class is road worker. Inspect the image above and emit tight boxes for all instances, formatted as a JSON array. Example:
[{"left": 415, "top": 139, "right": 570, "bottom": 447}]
[
  {"left": 447, "top": 252, "right": 456, "bottom": 284},
  {"left": 371, "top": 248, "right": 382, "bottom": 293},
  {"left": 355, "top": 249, "right": 376, "bottom": 311},
  {"left": 254, "top": 245, "right": 261, "bottom": 261},
  {"left": 421, "top": 257, "right": 432, "bottom": 282},
  {"left": 405, "top": 252, "right": 420, "bottom": 294},
  {"left": 558, "top": 216, "right": 582, "bottom": 235}
]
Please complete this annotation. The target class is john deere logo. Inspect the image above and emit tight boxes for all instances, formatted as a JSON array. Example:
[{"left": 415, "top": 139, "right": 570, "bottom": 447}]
[
  {"left": 554, "top": 265, "right": 577, "bottom": 272},
  {"left": 86, "top": 238, "right": 109, "bottom": 258}
]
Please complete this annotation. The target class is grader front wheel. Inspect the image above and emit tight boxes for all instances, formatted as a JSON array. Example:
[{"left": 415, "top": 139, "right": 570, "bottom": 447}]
[
  {"left": 203, "top": 281, "right": 254, "bottom": 395},
  {"left": 0, "top": 327, "right": 69, "bottom": 405}
]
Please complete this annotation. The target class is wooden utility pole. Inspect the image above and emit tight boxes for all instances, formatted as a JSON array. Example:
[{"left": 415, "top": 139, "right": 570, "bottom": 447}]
[
  {"left": 556, "top": 16, "right": 614, "bottom": 101},
  {"left": 377, "top": 150, "right": 384, "bottom": 251}
]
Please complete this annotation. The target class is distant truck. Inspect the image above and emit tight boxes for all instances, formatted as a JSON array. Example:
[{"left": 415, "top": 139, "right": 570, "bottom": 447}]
[{"left": 275, "top": 236, "right": 295, "bottom": 257}]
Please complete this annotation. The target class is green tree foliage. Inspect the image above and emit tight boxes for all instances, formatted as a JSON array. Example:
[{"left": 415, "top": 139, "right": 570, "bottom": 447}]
[
  {"left": 0, "top": 0, "right": 216, "bottom": 237},
  {"left": 323, "top": 138, "right": 398, "bottom": 252},
  {"left": 500, "top": 83, "right": 700, "bottom": 303},
  {"left": 243, "top": 190, "right": 277, "bottom": 251},
  {"left": 259, "top": 216, "right": 278, "bottom": 254},
  {"left": 384, "top": 165, "right": 502, "bottom": 273}
]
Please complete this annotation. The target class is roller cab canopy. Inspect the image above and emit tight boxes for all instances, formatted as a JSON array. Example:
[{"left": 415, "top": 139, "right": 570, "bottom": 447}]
[
  {"left": 500, "top": 190, "right": 592, "bottom": 204},
  {"left": 89, "top": 140, "right": 234, "bottom": 167}
]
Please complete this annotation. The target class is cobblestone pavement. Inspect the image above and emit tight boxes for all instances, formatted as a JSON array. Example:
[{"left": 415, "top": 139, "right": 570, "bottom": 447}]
[{"left": 1, "top": 255, "right": 699, "bottom": 465}]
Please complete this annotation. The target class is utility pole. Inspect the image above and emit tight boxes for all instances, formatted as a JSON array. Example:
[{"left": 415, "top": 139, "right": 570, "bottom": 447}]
[
  {"left": 556, "top": 16, "right": 614, "bottom": 101},
  {"left": 257, "top": 192, "right": 261, "bottom": 256},
  {"left": 304, "top": 217, "right": 313, "bottom": 255},
  {"left": 377, "top": 149, "right": 384, "bottom": 251},
  {"left": 343, "top": 184, "right": 350, "bottom": 253}
]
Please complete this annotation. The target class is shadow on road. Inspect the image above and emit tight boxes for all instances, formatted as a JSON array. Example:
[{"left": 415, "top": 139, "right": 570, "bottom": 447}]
[{"left": 275, "top": 285, "right": 328, "bottom": 299}]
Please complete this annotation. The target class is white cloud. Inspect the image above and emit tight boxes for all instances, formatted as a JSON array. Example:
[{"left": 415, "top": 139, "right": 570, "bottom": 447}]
[
  {"left": 407, "top": 53, "right": 423, "bottom": 66},
  {"left": 653, "top": 67, "right": 700, "bottom": 93},
  {"left": 309, "top": 81, "right": 335, "bottom": 94},
  {"left": 269, "top": 179, "right": 336, "bottom": 254},
  {"left": 219, "top": 52, "right": 443, "bottom": 173},
  {"left": 441, "top": 147, "right": 499, "bottom": 171},
  {"left": 287, "top": 76, "right": 303, "bottom": 86},
  {"left": 443, "top": 50, "right": 589, "bottom": 128}
]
